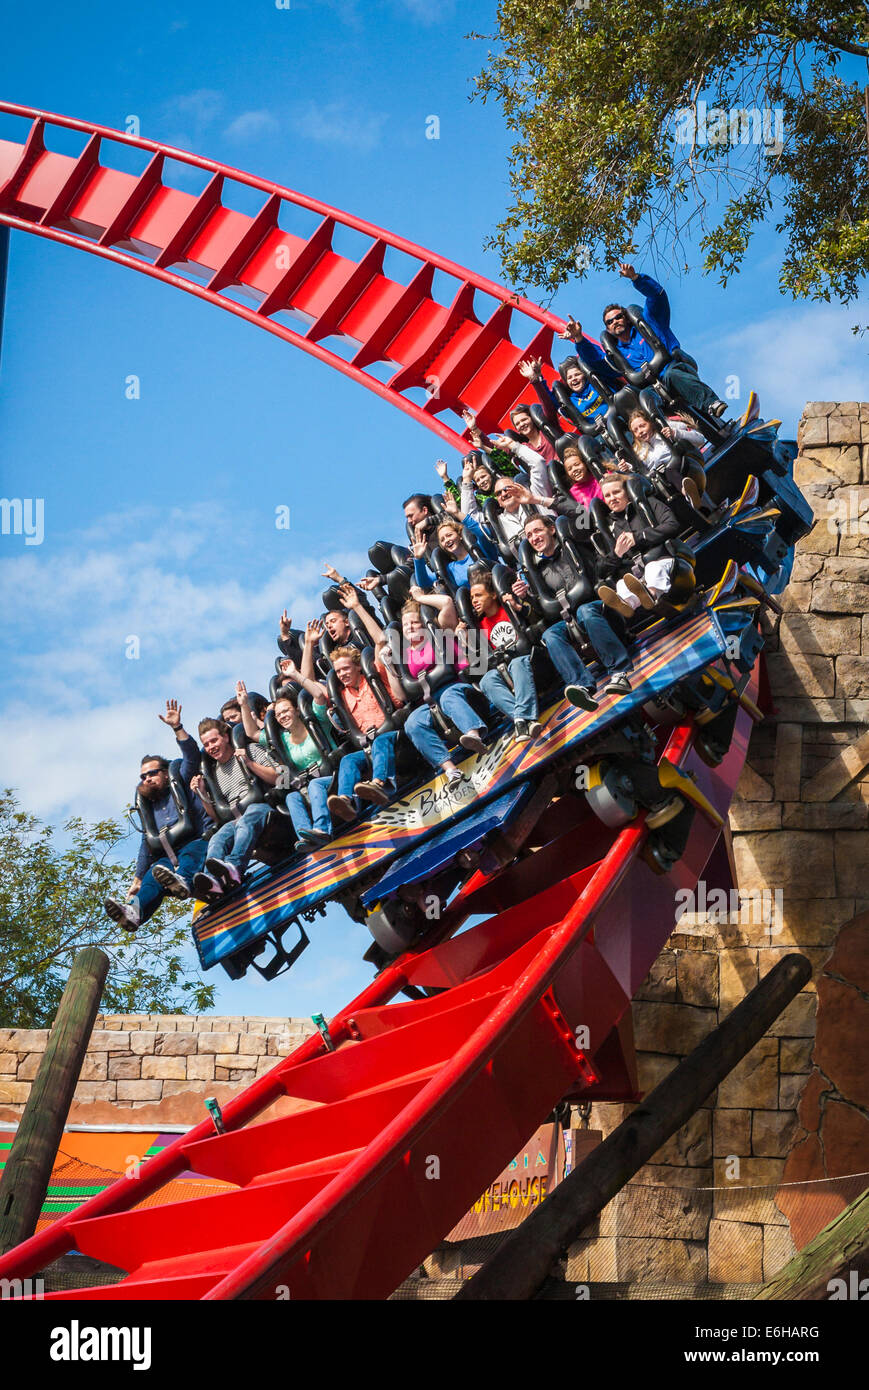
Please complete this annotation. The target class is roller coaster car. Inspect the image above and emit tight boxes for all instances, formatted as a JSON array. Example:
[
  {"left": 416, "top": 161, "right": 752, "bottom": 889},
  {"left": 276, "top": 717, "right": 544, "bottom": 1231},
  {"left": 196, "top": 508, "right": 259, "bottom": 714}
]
[{"left": 600, "top": 306, "right": 729, "bottom": 448}]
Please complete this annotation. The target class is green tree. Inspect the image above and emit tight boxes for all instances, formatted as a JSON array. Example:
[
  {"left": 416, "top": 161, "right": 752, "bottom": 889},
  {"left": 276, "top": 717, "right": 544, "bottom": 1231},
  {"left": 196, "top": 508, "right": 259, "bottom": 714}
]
[
  {"left": 0, "top": 789, "right": 215, "bottom": 1027},
  {"left": 470, "top": 1, "right": 869, "bottom": 302}
]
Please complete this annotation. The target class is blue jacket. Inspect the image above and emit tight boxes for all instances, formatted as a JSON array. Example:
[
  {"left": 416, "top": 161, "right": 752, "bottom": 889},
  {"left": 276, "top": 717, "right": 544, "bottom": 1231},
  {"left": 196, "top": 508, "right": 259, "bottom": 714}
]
[
  {"left": 538, "top": 375, "right": 608, "bottom": 424},
  {"left": 575, "top": 273, "right": 681, "bottom": 379},
  {"left": 135, "top": 734, "right": 210, "bottom": 876},
  {"left": 413, "top": 515, "right": 499, "bottom": 591}
]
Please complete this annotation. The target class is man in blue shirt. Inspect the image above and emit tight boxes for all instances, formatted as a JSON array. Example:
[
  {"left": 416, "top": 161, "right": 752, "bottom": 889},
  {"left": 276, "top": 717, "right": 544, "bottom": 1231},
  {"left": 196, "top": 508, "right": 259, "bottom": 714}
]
[
  {"left": 561, "top": 262, "right": 727, "bottom": 419},
  {"left": 104, "top": 700, "right": 211, "bottom": 931}
]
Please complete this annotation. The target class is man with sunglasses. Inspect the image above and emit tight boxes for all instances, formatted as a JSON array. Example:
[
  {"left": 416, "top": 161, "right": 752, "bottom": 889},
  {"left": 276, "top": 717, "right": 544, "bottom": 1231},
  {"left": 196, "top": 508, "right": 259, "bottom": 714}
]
[
  {"left": 104, "top": 700, "right": 211, "bottom": 931},
  {"left": 560, "top": 262, "right": 728, "bottom": 419}
]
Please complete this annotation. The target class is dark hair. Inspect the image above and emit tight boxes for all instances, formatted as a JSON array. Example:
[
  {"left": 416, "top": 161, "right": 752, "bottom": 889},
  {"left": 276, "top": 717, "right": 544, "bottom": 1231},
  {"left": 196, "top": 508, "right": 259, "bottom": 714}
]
[
  {"left": 198, "top": 717, "right": 230, "bottom": 738},
  {"left": 509, "top": 403, "right": 534, "bottom": 423},
  {"left": 603, "top": 303, "right": 625, "bottom": 321},
  {"left": 524, "top": 512, "right": 555, "bottom": 529},
  {"left": 140, "top": 754, "right": 169, "bottom": 771},
  {"left": 468, "top": 566, "right": 495, "bottom": 592},
  {"left": 273, "top": 686, "right": 299, "bottom": 706},
  {"left": 219, "top": 698, "right": 241, "bottom": 717},
  {"left": 248, "top": 692, "right": 269, "bottom": 719},
  {"left": 558, "top": 355, "right": 587, "bottom": 385},
  {"left": 402, "top": 493, "right": 430, "bottom": 511}
]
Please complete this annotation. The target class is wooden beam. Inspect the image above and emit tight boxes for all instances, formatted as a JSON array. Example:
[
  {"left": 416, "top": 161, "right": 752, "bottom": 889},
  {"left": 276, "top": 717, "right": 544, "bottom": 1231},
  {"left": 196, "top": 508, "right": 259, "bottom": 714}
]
[
  {"left": 756, "top": 1186, "right": 869, "bottom": 1301},
  {"left": 457, "top": 952, "right": 812, "bottom": 1300},
  {"left": 0, "top": 947, "right": 108, "bottom": 1255}
]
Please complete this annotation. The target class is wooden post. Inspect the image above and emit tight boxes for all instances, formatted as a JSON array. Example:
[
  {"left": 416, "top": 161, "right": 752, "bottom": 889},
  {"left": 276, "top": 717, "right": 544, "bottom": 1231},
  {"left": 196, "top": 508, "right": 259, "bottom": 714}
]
[
  {"left": 756, "top": 1186, "right": 869, "bottom": 1301},
  {"left": 0, "top": 946, "right": 108, "bottom": 1255},
  {"left": 457, "top": 951, "right": 812, "bottom": 1300}
]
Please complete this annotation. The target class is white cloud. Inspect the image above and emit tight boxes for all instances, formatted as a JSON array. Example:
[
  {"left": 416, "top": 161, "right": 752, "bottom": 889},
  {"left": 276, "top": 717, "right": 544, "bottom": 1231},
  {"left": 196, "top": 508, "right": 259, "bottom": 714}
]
[
  {"left": 290, "top": 101, "right": 386, "bottom": 154},
  {"left": 224, "top": 110, "right": 280, "bottom": 143},
  {"left": 702, "top": 304, "right": 869, "bottom": 437},
  {"left": 161, "top": 89, "right": 224, "bottom": 130}
]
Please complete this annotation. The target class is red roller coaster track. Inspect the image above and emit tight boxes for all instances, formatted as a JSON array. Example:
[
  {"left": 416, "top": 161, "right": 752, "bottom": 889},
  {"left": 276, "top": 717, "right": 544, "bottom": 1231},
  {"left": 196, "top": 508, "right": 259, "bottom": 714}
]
[
  {"left": 0, "top": 102, "right": 572, "bottom": 450},
  {"left": 0, "top": 105, "right": 767, "bottom": 1300}
]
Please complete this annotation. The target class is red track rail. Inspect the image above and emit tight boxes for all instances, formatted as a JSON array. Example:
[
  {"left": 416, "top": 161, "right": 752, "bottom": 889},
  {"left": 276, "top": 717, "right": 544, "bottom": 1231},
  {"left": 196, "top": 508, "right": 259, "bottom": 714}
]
[
  {"left": 0, "top": 698, "right": 755, "bottom": 1299},
  {"left": 0, "top": 102, "right": 575, "bottom": 449}
]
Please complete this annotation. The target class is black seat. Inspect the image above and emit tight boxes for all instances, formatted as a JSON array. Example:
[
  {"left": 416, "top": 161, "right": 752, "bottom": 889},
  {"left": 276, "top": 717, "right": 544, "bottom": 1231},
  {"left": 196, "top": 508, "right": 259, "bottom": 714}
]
[{"left": 601, "top": 305, "right": 727, "bottom": 446}]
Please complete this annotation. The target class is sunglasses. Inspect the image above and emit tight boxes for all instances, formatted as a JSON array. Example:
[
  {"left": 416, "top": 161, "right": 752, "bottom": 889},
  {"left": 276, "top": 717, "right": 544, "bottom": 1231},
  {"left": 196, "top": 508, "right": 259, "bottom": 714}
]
[
  {"left": 604, "top": 315, "right": 623, "bottom": 326},
  {"left": 140, "top": 769, "right": 163, "bottom": 781}
]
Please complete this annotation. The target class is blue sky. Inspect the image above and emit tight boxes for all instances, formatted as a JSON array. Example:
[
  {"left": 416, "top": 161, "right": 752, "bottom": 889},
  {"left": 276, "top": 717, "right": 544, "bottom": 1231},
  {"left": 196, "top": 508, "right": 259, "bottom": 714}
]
[{"left": 0, "top": 0, "right": 866, "bottom": 1017}]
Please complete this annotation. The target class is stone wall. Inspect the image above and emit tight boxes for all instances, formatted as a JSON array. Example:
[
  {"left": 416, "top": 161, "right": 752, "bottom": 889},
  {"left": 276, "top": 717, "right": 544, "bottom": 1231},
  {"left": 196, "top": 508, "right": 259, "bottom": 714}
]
[{"left": 0, "top": 1015, "right": 315, "bottom": 1128}]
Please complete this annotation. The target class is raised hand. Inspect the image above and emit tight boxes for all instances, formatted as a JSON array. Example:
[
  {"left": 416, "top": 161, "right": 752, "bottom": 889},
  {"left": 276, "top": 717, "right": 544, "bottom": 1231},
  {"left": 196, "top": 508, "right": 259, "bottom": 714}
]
[
  {"left": 411, "top": 523, "right": 428, "bottom": 559},
  {"left": 159, "top": 698, "right": 182, "bottom": 729},
  {"left": 490, "top": 433, "right": 515, "bottom": 452},
  {"left": 409, "top": 584, "right": 426, "bottom": 602},
  {"left": 518, "top": 357, "right": 543, "bottom": 381},
  {"left": 512, "top": 578, "right": 530, "bottom": 600},
  {"left": 434, "top": 458, "right": 449, "bottom": 481},
  {"left": 305, "top": 618, "right": 323, "bottom": 644},
  {"left": 443, "top": 493, "right": 460, "bottom": 518},
  {"left": 618, "top": 261, "right": 636, "bottom": 279},
  {"left": 356, "top": 574, "right": 380, "bottom": 591},
  {"left": 509, "top": 481, "right": 534, "bottom": 505},
  {"left": 280, "top": 658, "right": 301, "bottom": 681},
  {"left": 558, "top": 315, "right": 582, "bottom": 340},
  {"left": 322, "top": 563, "right": 341, "bottom": 582},
  {"left": 338, "top": 582, "right": 360, "bottom": 610},
  {"left": 235, "top": 679, "right": 249, "bottom": 703},
  {"left": 278, "top": 608, "right": 292, "bottom": 639}
]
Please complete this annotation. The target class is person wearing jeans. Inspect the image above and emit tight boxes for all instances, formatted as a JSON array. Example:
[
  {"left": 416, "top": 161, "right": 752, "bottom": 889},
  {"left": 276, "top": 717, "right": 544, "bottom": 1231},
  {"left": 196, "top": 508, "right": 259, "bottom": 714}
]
[
  {"left": 399, "top": 600, "right": 489, "bottom": 788},
  {"left": 330, "top": 731, "right": 400, "bottom": 821},
  {"left": 190, "top": 718, "right": 282, "bottom": 897},
  {"left": 562, "top": 262, "right": 727, "bottom": 419},
  {"left": 205, "top": 800, "right": 272, "bottom": 873},
  {"left": 404, "top": 686, "right": 486, "bottom": 787},
  {"left": 104, "top": 701, "right": 211, "bottom": 932},
  {"left": 462, "top": 566, "right": 543, "bottom": 743},
  {"left": 521, "top": 514, "right": 634, "bottom": 710}
]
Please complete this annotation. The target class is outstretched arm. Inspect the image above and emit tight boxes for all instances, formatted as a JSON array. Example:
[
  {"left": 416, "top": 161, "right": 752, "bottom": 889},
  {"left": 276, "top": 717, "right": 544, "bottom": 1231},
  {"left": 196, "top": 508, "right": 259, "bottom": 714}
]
[
  {"left": 294, "top": 622, "right": 328, "bottom": 700},
  {"left": 338, "top": 582, "right": 386, "bottom": 647}
]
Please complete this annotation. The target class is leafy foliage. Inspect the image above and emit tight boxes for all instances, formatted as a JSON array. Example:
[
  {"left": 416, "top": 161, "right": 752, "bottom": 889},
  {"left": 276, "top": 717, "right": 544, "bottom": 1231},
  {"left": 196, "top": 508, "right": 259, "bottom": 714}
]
[
  {"left": 0, "top": 789, "right": 215, "bottom": 1028},
  {"left": 470, "top": 1, "right": 869, "bottom": 300}
]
